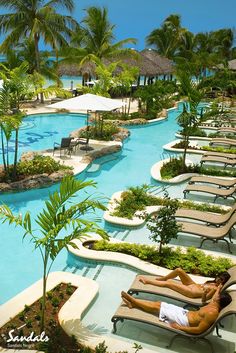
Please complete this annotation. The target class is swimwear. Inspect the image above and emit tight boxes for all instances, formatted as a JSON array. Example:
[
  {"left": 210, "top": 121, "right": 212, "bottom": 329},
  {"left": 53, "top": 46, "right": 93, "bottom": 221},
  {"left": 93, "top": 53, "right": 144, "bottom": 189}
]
[{"left": 159, "top": 302, "right": 189, "bottom": 326}]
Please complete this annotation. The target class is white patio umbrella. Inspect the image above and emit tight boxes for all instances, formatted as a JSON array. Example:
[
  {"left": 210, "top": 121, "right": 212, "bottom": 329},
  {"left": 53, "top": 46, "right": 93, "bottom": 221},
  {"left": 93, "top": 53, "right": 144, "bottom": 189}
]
[
  {"left": 47, "top": 93, "right": 125, "bottom": 150},
  {"left": 47, "top": 93, "right": 125, "bottom": 112}
]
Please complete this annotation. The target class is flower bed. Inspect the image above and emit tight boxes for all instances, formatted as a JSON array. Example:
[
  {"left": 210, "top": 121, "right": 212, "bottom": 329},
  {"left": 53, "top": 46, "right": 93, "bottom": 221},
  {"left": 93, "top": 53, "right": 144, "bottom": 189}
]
[{"left": 0, "top": 283, "right": 77, "bottom": 353}]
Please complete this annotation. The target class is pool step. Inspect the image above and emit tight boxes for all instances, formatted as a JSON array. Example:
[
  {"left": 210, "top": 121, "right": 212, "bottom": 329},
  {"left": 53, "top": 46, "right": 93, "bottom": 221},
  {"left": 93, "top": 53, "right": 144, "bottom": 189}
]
[
  {"left": 112, "top": 230, "right": 121, "bottom": 238},
  {"left": 86, "top": 164, "right": 100, "bottom": 173},
  {"left": 93, "top": 265, "right": 104, "bottom": 280},
  {"left": 150, "top": 186, "right": 160, "bottom": 194},
  {"left": 121, "top": 230, "right": 130, "bottom": 241},
  {"left": 82, "top": 266, "right": 91, "bottom": 277},
  {"left": 86, "top": 155, "right": 118, "bottom": 173}
]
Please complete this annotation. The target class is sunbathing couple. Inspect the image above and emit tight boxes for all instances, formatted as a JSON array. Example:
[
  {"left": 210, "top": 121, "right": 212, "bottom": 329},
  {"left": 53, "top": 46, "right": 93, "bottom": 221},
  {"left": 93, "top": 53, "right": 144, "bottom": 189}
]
[{"left": 121, "top": 268, "right": 232, "bottom": 334}]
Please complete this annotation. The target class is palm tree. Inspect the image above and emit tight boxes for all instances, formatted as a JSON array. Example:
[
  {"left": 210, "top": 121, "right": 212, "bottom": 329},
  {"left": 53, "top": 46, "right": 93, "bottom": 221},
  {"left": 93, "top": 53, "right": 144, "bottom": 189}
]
[
  {"left": 0, "top": 62, "right": 70, "bottom": 180},
  {"left": 60, "top": 6, "right": 136, "bottom": 71},
  {"left": 211, "top": 29, "right": 234, "bottom": 60},
  {"left": 0, "top": 62, "right": 31, "bottom": 179},
  {"left": 0, "top": 175, "right": 108, "bottom": 331},
  {"left": 176, "top": 71, "right": 204, "bottom": 170},
  {"left": 146, "top": 14, "right": 187, "bottom": 59},
  {"left": 0, "top": 0, "right": 78, "bottom": 101}
]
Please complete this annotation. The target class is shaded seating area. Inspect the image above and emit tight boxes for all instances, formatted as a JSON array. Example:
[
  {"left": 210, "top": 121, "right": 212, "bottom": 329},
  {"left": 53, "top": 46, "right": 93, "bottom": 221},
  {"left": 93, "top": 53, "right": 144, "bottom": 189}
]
[
  {"left": 176, "top": 213, "right": 236, "bottom": 253},
  {"left": 175, "top": 203, "right": 236, "bottom": 226},
  {"left": 53, "top": 137, "right": 73, "bottom": 157},
  {"left": 111, "top": 291, "right": 236, "bottom": 353},
  {"left": 183, "top": 184, "right": 236, "bottom": 203},
  {"left": 127, "top": 268, "right": 236, "bottom": 307},
  {"left": 209, "top": 137, "right": 236, "bottom": 148},
  {"left": 188, "top": 175, "right": 236, "bottom": 188},
  {"left": 200, "top": 156, "right": 236, "bottom": 168}
]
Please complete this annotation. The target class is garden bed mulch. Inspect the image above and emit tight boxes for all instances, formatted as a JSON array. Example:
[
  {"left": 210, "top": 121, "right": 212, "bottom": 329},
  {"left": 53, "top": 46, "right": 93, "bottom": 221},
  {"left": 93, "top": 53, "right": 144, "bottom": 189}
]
[{"left": 0, "top": 283, "right": 80, "bottom": 353}]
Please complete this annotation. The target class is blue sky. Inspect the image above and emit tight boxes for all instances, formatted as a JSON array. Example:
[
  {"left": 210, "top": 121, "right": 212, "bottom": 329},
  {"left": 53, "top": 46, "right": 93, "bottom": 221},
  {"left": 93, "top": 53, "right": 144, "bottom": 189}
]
[
  {"left": 73, "top": 0, "right": 236, "bottom": 49},
  {"left": 0, "top": 0, "right": 235, "bottom": 50}
]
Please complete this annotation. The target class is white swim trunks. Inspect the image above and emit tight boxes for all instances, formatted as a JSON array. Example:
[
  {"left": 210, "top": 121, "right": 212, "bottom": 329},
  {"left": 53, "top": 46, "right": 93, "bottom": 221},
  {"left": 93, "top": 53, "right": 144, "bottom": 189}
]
[{"left": 159, "top": 302, "right": 189, "bottom": 326}]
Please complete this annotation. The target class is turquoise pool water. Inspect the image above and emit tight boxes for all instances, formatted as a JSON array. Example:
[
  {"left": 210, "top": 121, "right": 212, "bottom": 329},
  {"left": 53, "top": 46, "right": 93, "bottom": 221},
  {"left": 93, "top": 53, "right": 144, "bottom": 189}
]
[
  {"left": 3, "top": 103, "right": 233, "bottom": 351},
  {"left": 0, "top": 105, "right": 183, "bottom": 304},
  {"left": 0, "top": 112, "right": 87, "bottom": 163}
]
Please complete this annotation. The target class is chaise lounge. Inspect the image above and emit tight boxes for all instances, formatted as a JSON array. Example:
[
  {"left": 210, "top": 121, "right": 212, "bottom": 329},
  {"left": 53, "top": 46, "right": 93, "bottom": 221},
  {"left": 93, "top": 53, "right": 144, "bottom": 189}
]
[
  {"left": 175, "top": 203, "right": 236, "bottom": 226},
  {"left": 217, "top": 127, "right": 236, "bottom": 134},
  {"left": 176, "top": 213, "right": 236, "bottom": 253},
  {"left": 111, "top": 291, "right": 236, "bottom": 353},
  {"left": 203, "top": 151, "right": 236, "bottom": 160},
  {"left": 183, "top": 184, "right": 236, "bottom": 203},
  {"left": 188, "top": 175, "right": 236, "bottom": 189},
  {"left": 200, "top": 156, "right": 236, "bottom": 168},
  {"left": 209, "top": 137, "right": 236, "bottom": 148},
  {"left": 127, "top": 266, "right": 236, "bottom": 307}
]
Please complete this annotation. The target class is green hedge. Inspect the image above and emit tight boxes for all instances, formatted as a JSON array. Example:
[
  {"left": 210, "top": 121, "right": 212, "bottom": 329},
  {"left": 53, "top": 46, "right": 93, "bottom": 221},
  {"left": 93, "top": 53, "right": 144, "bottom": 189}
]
[
  {"left": 160, "top": 157, "right": 236, "bottom": 179},
  {"left": 94, "top": 240, "right": 233, "bottom": 276},
  {"left": 179, "top": 127, "right": 207, "bottom": 137},
  {"left": 112, "top": 185, "right": 227, "bottom": 219},
  {"left": 202, "top": 146, "right": 236, "bottom": 154}
]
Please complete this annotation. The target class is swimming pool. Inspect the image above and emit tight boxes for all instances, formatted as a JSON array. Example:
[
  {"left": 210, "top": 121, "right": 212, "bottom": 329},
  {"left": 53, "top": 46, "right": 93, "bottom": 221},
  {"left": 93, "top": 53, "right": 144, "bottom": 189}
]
[
  {"left": 0, "top": 112, "right": 87, "bottom": 163},
  {"left": 0, "top": 104, "right": 184, "bottom": 303},
  {"left": 3, "top": 102, "right": 234, "bottom": 351}
]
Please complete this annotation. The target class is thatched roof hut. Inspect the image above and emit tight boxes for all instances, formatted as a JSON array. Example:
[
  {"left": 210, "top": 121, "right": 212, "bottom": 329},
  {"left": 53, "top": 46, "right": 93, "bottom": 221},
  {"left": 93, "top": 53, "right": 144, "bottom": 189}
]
[
  {"left": 57, "top": 49, "right": 174, "bottom": 83},
  {"left": 140, "top": 49, "right": 174, "bottom": 75},
  {"left": 58, "top": 63, "right": 80, "bottom": 76}
]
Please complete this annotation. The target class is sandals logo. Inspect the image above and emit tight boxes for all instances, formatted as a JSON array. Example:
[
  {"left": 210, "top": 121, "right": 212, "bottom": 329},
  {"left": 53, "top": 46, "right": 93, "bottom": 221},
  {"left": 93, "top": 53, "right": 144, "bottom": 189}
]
[{"left": 2, "top": 324, "right": 49, "bottom": 348}]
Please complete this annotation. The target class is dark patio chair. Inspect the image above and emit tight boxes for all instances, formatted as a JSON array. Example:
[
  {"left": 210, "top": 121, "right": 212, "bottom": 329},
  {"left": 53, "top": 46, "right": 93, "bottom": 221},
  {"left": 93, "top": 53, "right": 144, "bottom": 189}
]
[
  {"left": 79, "top": 136, "right": 94, "bottom": 152},
  {"left": 53, "top": 137, "right": 73, "bottom": 157}
]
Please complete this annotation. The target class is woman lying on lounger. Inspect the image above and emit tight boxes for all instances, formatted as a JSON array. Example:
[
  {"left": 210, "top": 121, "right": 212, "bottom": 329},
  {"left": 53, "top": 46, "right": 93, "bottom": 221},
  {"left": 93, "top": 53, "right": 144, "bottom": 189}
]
[
  {"left": 139, "top": 268, "right": 230, "bottom": 302},
  {"left": 121, "top": 286, "right": 232, "bottom": 334}
]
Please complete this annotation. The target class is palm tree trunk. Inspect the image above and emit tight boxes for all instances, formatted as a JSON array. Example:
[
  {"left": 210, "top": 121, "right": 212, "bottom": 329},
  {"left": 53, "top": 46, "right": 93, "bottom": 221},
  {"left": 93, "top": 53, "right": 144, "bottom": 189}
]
[
  {"left": 182, "top": 134, "right": 189, "bottom": 171},
  {"left": 12, "top": 129, "right": 19, "bottom": 180},
  {"left": 1, "top": 128, "right": 7, "bottom": 176},
  {"left": 127, "top": 91, "right": 132, "bottom": 115},
  {"left": 40, "top": 258, "right": 48, "bottom": 332},
  {"left": 34, "top": 33, "right": 44, "bottom": 103}
]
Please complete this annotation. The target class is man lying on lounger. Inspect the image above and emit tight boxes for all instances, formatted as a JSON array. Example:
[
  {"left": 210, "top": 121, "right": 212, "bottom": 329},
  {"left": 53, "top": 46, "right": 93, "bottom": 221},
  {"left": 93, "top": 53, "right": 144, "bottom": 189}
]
[{"left": 121, "top": 285, "right": 232, "bottom": 334}]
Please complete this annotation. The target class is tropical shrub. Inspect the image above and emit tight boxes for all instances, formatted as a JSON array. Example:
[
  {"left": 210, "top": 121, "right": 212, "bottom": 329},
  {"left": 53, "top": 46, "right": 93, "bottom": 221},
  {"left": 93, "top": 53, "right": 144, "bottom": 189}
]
[
  {"left": 15, "top": 155, "right": 72, "bottom": 176},
  {"left": 145, "top": 193, "right": 181, "bottom": 254},
  {"left": 160, "top": 157, "right": 236, "bottom": 179},
  {"left": 134, "top": 80, "right": 177, "bottom": 117},
  {"left": 179, "top": 126, "right": 207, "bottom": 137},
  {"left": 93, "top": 240, "right": 233, "bottom": 276},
  {"left": 112, "top": 185, "right": 161, "bottom": 219},
  {"left": 80, "top": 123, "right": 119, "bottom": 141},
  {"left": 112, "top": 185, "right": 227, "bottom": 219},
  {"left": 160, "top": 157, "right": 196, "bottom": 179}
]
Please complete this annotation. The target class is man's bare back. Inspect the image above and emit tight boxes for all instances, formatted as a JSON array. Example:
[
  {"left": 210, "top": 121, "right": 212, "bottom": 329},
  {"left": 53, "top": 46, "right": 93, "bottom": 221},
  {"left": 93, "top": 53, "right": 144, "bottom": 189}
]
[{"left": 121, "top": 284, "right": 232, "bottom": 335}]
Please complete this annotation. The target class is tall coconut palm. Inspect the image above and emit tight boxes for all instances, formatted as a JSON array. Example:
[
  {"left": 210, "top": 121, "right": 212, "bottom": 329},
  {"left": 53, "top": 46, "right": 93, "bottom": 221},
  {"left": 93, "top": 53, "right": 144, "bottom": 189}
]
[
  {"left": 60, "top": 6, "right": 136, "bottom": 68},
  {"left": 0, "top": 0, "right": 78, "bottom": 100},
  {"left": 211, "top": 29, "right": 234, "bottom": 60},
  {"left": 146, "top": 14, "right": 187, "bottom": 59}
]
